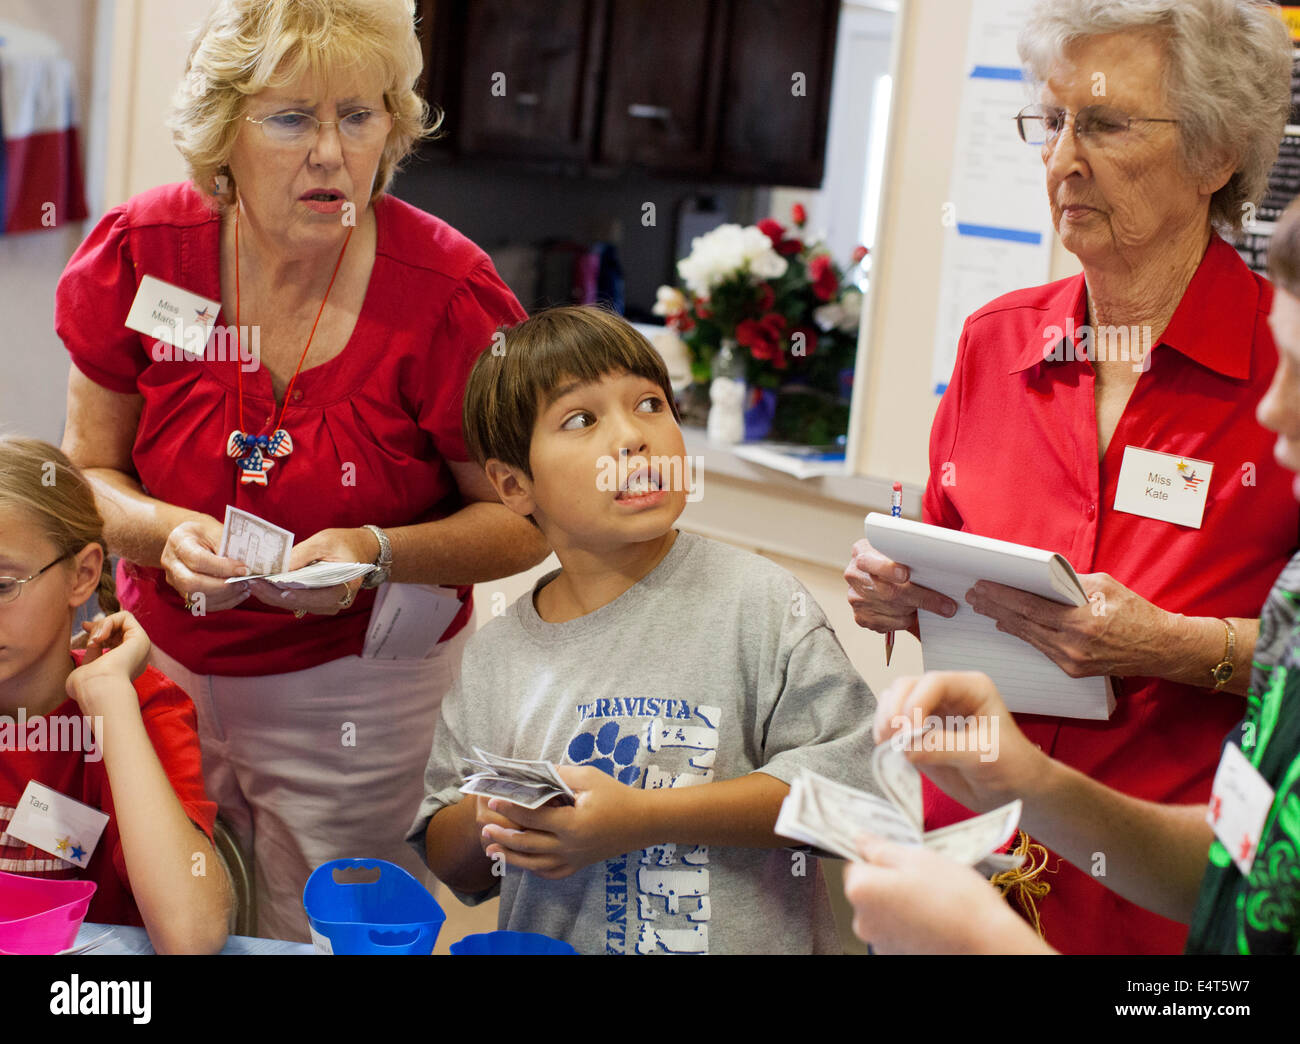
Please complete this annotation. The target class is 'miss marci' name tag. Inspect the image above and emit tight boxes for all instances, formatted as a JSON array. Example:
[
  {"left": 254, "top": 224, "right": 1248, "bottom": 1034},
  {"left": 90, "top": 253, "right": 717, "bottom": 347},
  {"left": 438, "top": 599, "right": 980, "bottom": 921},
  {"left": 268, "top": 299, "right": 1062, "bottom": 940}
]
[
  {"left": 1112, "top": 446, "right": 1213, "bottom": 529},
  {"left": 6, "top": 780, "right": 109, "bottom": 869},
  {"left": 1207, "top": 742, "right": 1275, "bottom": 877},
  {"left": 124, "top": 274, "right": 221, "bottom": 356}
]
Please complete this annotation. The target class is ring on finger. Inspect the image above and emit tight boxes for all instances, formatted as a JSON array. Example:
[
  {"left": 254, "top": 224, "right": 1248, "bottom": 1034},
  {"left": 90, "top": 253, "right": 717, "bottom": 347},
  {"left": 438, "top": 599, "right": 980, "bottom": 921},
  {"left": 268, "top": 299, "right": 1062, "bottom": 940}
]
[{"left": 337, "top": 582, "right": 356, "bottom": 610}]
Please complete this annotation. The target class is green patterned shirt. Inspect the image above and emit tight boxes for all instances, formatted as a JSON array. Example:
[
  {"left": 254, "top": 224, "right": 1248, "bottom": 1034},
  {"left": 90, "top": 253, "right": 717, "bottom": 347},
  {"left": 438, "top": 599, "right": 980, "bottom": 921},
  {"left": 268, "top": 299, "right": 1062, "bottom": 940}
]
[{"left": 1186, "top": 553, "right": 1300, "bottom": 954}]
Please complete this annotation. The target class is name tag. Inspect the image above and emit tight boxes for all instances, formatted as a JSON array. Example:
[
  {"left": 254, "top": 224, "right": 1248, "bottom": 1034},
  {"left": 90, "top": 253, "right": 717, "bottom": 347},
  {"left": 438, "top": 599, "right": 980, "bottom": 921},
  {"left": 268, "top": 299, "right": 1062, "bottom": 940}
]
[
  {"left": 6, "top": 780, "right": 109, "bottom": 869},
  {"left": 1207, "top": 742, "right": 1274, "bottom": 876},
  {"left": 1112, "top": 446, "right": 1213, "bottom": 529},
  {"left": 124, "top": 274, "right": 221, "bottom": 355}
]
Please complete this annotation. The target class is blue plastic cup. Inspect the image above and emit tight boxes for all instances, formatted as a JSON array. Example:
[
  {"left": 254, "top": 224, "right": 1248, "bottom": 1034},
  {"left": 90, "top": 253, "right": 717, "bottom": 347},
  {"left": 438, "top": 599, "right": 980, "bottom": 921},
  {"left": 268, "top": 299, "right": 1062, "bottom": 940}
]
[
  {"left": 449, "top": 930, "right": 578, "bottom": 955},
  {"left": 302, "top": 858, "right": 445, "bottom": 955}
]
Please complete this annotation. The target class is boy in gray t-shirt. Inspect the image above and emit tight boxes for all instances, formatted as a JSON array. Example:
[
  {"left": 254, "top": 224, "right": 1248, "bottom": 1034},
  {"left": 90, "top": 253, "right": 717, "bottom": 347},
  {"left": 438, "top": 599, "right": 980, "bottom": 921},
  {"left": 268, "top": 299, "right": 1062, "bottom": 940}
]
[{"left": 407, "top": 306, "right": 879, "bottom": 954}]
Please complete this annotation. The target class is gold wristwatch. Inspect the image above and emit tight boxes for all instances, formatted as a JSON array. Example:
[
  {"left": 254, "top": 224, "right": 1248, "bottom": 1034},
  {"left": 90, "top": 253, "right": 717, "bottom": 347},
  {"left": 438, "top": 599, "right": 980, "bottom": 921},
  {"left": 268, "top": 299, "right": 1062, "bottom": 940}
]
[{"left": 1210, "top": 619, "right": 1235, "bottom": 691}]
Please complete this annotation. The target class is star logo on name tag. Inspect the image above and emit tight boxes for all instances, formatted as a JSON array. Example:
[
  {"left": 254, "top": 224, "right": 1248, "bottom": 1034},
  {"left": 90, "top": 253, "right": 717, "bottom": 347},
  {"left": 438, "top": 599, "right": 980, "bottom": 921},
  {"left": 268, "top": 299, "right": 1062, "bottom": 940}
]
[
  {"left": 1183, "top": 469, "right": 1204, "bottom": 492},
  {"left": 1176, "top": 459, "right": 1189, "bottom": 472},
  {"left": 55, "top": 836, "right": 70, "bottom": 853},
  {"left": 1238, "top": 834, "right": 1255, "bottom": 865},
  {"left": 195, "top": 306, "right": 215, "bottom": 323},
  {"left": 1209, "top": 796, "right": 1222, "bottom": 823},
  {"left": 68, "top": 843, "right": 86, "bottom": 863}
]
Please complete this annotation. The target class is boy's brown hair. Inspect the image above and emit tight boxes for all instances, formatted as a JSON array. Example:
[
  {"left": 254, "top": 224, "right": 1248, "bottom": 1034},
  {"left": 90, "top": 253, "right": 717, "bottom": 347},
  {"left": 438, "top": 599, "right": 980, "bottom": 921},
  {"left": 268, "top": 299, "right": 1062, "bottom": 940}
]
[{"left": 463, "top": 305, "right": 682, "bottom": 479}]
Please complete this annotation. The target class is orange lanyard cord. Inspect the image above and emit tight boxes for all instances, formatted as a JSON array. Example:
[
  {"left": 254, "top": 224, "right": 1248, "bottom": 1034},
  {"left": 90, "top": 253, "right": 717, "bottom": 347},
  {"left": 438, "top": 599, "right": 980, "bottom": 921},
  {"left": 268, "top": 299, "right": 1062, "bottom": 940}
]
[{"left": 234, "top": 207, "right": 355, "bottom": 433}]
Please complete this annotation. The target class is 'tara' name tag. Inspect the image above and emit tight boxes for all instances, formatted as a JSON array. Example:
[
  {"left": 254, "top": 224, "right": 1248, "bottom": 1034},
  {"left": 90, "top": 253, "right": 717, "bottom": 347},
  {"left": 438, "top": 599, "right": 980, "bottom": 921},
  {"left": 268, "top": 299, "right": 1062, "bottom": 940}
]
[
  {"left": 6, "top": 780, "right": 109, "bottom": 869},
  {"left": 124, "top": 274, "right": 221, "bottom": 356},
  {"left": 1112, "top": 446, "right": 1213, "bottom": 529}
]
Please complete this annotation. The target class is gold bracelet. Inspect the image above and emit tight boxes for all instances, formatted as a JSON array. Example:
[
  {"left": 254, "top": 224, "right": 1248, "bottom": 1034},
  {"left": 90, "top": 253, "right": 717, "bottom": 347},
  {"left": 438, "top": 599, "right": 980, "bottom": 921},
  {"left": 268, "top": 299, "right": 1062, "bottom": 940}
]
[{"left": 1210, "top": 618, "right": 1236, "bottom": 691}]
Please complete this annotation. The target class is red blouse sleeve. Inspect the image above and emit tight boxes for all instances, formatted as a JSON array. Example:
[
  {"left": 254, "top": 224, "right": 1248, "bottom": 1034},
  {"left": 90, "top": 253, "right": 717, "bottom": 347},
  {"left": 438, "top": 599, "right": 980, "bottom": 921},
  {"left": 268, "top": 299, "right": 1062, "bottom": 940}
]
[
  {"left": 54, "top": 204, "right": 148, "bottom": 395},
  {"left": 923, "top": 320, "right": 969, "bottom": 530},
  {"left": 131, "top": 666, "right": 218, "bottom": 844},
  {"left": 420, "top": 258, "right": 527, "bottom": 463}
]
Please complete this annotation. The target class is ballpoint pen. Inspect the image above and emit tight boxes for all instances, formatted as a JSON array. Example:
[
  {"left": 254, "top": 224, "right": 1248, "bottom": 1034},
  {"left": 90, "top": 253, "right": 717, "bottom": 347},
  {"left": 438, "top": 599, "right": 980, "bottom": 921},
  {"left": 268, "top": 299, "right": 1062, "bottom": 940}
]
[{"left": 885, "top": 481, "right": 902, "bottom": 666}]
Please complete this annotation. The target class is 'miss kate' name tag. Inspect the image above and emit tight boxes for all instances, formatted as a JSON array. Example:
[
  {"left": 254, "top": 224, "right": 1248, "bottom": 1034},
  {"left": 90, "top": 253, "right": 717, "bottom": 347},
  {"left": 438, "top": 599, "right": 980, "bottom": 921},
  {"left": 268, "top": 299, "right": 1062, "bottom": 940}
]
[
  {"left": 1207, "top": 742, "right": 1275, "bottom": 877},
  {"left": 6, "top": 780, "right": 109, "bottom": 869},
  {"left": 1112, "top": 446, "right": 1213, "bottom": 529},
  {"left": 124, "top": 274, "right": 221, "bottom": 355}
]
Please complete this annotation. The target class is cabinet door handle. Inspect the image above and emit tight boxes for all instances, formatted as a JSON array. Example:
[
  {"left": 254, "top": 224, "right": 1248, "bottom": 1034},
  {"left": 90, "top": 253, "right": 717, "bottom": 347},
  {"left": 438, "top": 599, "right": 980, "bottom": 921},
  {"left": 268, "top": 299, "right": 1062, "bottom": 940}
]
[
  {"left": 515, "top": 92, "right": 540, "bottom": 107},
  {"left": 627, "top": 103, "right": 671, "bottom": 121}
]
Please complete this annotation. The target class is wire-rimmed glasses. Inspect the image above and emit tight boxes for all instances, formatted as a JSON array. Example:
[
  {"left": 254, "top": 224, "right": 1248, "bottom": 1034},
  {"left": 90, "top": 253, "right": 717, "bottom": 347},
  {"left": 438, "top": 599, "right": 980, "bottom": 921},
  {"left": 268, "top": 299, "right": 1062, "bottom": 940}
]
[
  {"left": 244, "top": 108, "right": 394, "bottom": 148},
  {"left": 1015, "top": 103, "right": 1179, "bottom": 147},
  {"left": 0, "top": 553, "right": 70, "bottom": 605}
]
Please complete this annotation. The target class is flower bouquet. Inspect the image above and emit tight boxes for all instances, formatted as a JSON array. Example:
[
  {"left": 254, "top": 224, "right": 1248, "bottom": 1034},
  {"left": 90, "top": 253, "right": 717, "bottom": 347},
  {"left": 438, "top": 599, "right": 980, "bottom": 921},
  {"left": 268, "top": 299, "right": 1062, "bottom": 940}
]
[{"left": 655, "top": 204, "right": 865, "bottom": 446}]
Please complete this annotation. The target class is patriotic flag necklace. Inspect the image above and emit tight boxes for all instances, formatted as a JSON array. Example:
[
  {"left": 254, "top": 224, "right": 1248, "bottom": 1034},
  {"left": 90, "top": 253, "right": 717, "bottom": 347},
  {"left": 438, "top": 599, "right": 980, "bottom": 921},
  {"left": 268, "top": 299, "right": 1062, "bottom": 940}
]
[{"left": 227, "top": 207, "right": 354, "bottom": 485}]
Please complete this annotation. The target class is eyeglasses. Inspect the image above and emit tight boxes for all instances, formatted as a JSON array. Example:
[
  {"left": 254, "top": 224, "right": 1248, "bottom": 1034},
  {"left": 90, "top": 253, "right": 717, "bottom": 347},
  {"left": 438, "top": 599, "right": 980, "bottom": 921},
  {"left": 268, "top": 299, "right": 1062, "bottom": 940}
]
[
  {"left": 244, "top": 108, "right": 393, "bottom": 148},
  {"left": 0, "top": 553, "right": 69, "bottom": 605},
  {"left": 1015, "top": 104, "right": 1179, "bottom": 147}
]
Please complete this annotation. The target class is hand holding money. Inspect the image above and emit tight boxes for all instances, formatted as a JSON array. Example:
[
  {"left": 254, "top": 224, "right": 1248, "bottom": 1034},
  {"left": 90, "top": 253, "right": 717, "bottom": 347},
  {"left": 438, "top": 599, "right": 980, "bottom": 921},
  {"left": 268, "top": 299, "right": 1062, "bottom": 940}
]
[
  {"left": 479, "top": 765, "right": 646, "bottom": 880},
  {"left": 872, "top": 671, "right": 1051, "bottom": 814},
  {"left": 775, "top": 743, "right": 1024, "bottom": 873},
  {"left": 844, "top": 834, "right": 1053, "bottom": 955},
  {"left": 161, "top": 516, "right": 252, "bottom": 613},
  {"left": 219, "top": 512, "right": 374, "bottom": 617}
]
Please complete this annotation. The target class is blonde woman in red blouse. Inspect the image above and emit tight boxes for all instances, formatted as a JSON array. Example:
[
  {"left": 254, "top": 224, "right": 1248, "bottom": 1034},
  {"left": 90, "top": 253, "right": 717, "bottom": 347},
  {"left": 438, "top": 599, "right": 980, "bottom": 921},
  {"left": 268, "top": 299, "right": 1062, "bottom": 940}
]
[{"left": 56, "top": 0, "right": 548, "bottom": 940}]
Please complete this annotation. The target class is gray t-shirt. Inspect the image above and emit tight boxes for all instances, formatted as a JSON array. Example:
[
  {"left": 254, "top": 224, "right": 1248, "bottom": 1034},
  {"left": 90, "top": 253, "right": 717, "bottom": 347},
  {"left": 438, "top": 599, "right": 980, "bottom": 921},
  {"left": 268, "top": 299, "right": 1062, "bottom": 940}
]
[{"left": 407, "top": 530, "right": 879, "bottom": 954}]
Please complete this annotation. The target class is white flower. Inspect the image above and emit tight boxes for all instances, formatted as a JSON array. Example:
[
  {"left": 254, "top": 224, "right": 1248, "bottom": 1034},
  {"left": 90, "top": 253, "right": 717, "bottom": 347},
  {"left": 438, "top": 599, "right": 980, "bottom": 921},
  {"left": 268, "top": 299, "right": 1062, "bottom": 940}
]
[
  {"left": 653, "top": 285, "right": 687, "bottom": 317},
  {"left": 837, "top": 289, "right": 863, "bottom": 331},
  {"left": 676, "top": 223, "right": 788, "bottom": 297},
  {"left": 813, "top": 303, "right": 844, "bottom": 331}
]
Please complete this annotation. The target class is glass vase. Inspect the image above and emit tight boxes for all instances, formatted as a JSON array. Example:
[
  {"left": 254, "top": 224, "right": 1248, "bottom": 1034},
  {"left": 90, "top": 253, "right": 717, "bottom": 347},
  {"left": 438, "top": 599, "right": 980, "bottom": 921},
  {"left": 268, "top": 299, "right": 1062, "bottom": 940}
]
[{"left": 707, "top": 338, "right": 746, "bottom": 444}]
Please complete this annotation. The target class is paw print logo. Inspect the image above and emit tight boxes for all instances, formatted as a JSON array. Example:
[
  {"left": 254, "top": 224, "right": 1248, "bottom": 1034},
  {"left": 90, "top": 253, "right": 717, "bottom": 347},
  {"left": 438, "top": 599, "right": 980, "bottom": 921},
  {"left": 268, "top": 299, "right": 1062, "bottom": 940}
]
[{"left": 567, "top": 721, "right": 641, "bottom": 786}]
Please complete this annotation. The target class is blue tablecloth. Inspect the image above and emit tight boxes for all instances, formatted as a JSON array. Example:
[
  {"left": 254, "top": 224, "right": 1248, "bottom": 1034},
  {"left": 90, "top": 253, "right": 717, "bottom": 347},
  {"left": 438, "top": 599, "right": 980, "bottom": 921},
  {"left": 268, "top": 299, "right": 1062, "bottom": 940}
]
[{"left": 75, "top": 923, "right": 316, "bottom": 956}]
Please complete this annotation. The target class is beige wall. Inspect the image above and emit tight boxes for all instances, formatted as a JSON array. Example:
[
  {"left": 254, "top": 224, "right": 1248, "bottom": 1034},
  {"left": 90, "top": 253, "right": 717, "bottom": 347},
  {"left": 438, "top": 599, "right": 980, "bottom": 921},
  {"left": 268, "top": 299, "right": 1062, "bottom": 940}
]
[
  {"left": 0, "top": 0, "right": 101, "bottom": 444},
  {"left": 101, "top": 0, "right": 210, "bottom": 207},
  {"left": 855, "top": 0, "right": 1081, "bottom": 487}
]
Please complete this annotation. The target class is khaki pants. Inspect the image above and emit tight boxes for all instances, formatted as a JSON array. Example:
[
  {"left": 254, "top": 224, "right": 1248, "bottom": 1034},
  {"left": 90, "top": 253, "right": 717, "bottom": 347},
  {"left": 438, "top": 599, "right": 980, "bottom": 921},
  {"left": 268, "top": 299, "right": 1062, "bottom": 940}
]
[{"left": 150, "top": 626, "right": 468, "bottom": 941}]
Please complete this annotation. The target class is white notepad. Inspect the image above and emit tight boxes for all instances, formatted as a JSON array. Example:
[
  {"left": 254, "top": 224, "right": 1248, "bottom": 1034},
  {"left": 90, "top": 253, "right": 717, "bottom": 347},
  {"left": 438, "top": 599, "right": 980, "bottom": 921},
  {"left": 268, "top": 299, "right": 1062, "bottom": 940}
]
[{"left": 864, "top": 513, "right": 1115, "bottom": 721}]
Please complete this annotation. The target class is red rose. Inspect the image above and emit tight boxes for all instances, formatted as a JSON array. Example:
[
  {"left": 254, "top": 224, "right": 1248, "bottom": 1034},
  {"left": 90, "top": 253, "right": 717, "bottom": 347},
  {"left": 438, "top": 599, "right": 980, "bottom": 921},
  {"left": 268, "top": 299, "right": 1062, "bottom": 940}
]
[
  {"left": 735, "top": 318, "right": 775, "bottom": 359},
  {"left": 757, "top": 218, "right": 785, "bottom": 246},
  {"left": 808, "top": 255, "right": 838, "bottom": 301},
  {"left": 792, "top": 203, "right": 807, "bottom": 226},
  {"left": 737, "top": 311, "right": 790, "bottom": 370},
  {"left": 852, "top": 245, "right": 869, "bottom": 264},
  {"left": 695, "top": 297, "right": 712, "bottom": 320},
  {"left": 759, "top": 218, "right": 802, "bottom": 256},
  {"left": 756, "top": 282, "right": 775, "bottom": 313},
  {"left": 673, "top": 313, "right": 695, "bottom": 333}
]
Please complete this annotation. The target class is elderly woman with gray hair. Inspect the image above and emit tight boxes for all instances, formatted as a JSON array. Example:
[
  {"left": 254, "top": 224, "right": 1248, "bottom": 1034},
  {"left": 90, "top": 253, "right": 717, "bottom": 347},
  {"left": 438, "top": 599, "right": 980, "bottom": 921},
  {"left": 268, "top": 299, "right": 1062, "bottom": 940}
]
[{"left": 845, "top": 0, "right": 1299, "bottom": 953}]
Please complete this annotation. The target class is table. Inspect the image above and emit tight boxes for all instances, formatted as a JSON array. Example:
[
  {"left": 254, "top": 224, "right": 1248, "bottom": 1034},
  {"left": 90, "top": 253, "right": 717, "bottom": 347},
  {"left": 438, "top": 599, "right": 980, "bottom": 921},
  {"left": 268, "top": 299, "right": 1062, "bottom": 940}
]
[{"left": 75, "top": 923, "right": 316, "bottom": 956}]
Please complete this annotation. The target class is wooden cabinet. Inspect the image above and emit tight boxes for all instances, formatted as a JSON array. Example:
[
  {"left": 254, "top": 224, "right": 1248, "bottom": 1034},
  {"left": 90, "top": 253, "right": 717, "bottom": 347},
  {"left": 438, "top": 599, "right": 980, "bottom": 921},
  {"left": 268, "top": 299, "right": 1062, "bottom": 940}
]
[
  {"left": 594, "top": 0, "right": 725, "bottom": 176},
  {"left": 425, "top": 0, "right": 839, "bottom": 187},
  {"left": 713, "top": 0, "right": 840, "bottom": 186},
  {"left": 453, "top": 0, "right": 604, "bottom": 163}
]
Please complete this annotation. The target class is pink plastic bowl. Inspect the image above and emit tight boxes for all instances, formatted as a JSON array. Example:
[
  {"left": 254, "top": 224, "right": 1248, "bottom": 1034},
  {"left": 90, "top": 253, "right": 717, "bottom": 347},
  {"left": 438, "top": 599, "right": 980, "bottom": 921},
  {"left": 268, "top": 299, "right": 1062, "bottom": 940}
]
[{"left": 0, "top": 869, "right": 97, "bottom": 954}]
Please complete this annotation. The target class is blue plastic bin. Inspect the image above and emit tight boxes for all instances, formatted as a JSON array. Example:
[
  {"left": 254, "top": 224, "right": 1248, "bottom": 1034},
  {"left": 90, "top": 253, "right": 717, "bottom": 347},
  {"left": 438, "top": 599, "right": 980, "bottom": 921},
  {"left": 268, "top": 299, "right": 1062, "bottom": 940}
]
[
  {"left": 302, "top": 859, "right": 445, "bottom": 955},
  {"left": 449, "top": 930, "right": 578, "bottom": 955}
]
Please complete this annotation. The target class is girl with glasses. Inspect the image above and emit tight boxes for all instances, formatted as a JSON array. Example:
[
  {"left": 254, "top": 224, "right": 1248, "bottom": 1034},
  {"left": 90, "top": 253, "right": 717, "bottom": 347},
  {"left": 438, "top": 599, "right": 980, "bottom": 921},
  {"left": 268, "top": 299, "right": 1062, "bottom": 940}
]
[{"left": 0, "top": 438, "right": 229, "bottom": 952}]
